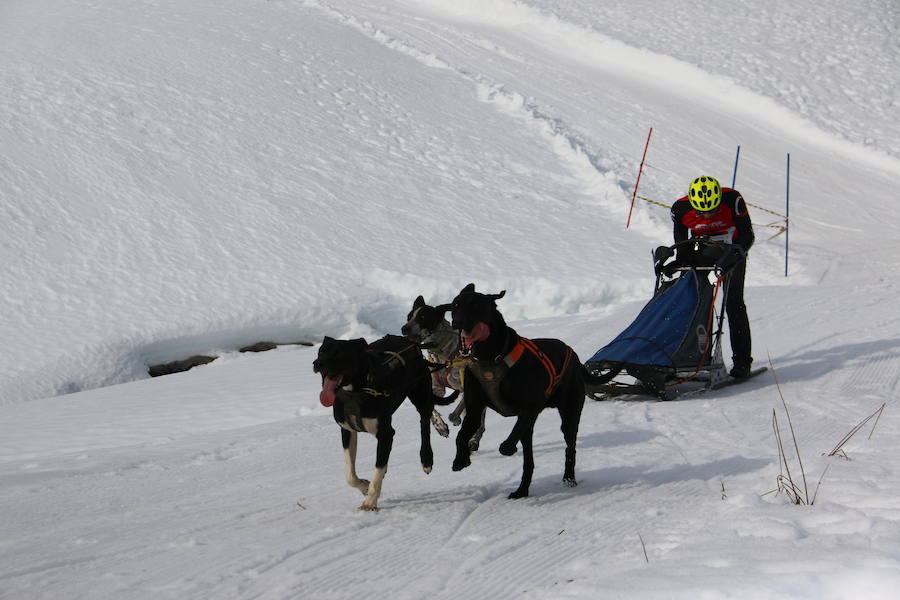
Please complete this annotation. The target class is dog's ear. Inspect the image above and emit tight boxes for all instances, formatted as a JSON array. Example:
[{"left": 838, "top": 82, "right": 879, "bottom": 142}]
[
  {"left": 351, "top": 338, "right": 368, "bottom": 351},
  {"left": 461, "top": 283, "right": 476, "bottom": 294},
  {"left": 323, "top": 336, "right": 334, "bottom": 343},
  {"left": 413, "top": 295, "right": 425, "bottom": 309},
  {"left": 488, "top": 290, "right": 506, "bottom": 301},
  {"left": 434, "top": 303, "right": 452, "bottom": 314}
]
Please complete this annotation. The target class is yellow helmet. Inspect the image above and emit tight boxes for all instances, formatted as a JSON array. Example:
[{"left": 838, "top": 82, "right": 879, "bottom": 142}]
[{"left": 688, "top": 176, "right": 722, "bottom": 211}]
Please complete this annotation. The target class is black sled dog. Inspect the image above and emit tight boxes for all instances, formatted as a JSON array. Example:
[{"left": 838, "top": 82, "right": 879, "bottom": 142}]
[
  {"left": 314, "top": 335, "right": 454, "bottom": 510},
  {"left": 402, "top": 295, "right": 486, "bottom": 450},
  {"left": 447, "top": 283, "right": 588, "bottom": 499}
]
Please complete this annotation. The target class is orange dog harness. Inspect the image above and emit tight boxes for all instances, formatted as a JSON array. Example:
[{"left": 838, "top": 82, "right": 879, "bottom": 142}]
[{"left": 467, "top": 335, "right": 573, "bottom": 408}]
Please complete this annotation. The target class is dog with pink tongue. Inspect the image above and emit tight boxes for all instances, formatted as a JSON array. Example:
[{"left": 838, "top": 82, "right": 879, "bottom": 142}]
[{"left": 314, "top": 334, "right": 455, "bottom": 510}]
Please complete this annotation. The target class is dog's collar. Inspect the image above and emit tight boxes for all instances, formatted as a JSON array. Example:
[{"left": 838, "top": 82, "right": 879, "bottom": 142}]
[
  {"left": 495, "top": 327, "right": 522, "bottom": 366},
  {"left": 498, "top": 337, "right": 525, "bottom": 367}
]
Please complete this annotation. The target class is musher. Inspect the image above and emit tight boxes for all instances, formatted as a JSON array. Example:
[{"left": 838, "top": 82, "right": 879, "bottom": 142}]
[{"left": 666, "top": 175, "right": 755, "bottom": 378}]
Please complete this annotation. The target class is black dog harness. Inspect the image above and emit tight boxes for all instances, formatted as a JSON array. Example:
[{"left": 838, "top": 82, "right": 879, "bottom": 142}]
[{"left": 336, "top": 343, "right": 423, "bottom": 432}]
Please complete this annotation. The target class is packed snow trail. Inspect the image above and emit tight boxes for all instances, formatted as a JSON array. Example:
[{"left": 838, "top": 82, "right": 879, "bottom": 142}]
[{"left": 2, "top": 283, "right": 900, "bottom": 598}]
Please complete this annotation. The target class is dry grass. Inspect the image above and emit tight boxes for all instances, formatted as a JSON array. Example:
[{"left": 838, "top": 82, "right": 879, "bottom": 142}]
[
  {"left": 765, "top": 356, "right": 888, "bottom": 505},
  {"left": 769, "top": 358, "right": 811, "bottom": 505},
  {"left": 825, "top": 403, "right": 886, "bottom": 459}
]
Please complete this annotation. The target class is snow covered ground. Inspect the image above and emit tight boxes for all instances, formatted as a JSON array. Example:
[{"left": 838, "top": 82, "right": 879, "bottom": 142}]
[{"left": 1, "top": 0, "right": 898, "bottom": 598}]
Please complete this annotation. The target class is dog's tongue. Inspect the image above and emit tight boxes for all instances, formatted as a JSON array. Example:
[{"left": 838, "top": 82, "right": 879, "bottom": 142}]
[
  {"left": 462, "top": 322, "right": 490, "bottom": 349},
  {"left": 320, "top": 376, "right": 339, "bottom": 407}
]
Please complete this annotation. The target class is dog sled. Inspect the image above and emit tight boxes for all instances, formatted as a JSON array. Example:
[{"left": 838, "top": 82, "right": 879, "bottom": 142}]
[{"left": 584, "top": 239, "right": 764, "bottom": 401}]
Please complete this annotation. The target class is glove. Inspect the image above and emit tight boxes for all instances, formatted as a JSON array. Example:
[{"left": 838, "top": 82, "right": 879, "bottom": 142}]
[
  {"left": 654, "top": 245, "right": 674, "bottom": 263},
  {"left": 653, "top": 246, "right": 675, "bottom": 275},
  {"left": 715, "top": 245, "right": 745, "bottom": 271}
]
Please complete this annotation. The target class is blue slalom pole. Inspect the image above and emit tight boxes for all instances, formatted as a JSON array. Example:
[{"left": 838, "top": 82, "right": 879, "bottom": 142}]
[
  {"left": 785, "top": 153, "right": 790, "bottom": 277},
  {"left": 731, "top": 145, "right": 741, "bottom": 187}
]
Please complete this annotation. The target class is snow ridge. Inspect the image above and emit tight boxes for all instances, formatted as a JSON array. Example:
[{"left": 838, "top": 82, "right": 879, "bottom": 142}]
[
  {"left": 307, "top": 0, "right": 638, "bottom": 229},
  {"left": 411, "top": 0, "right": 900, "bottom": 176}
]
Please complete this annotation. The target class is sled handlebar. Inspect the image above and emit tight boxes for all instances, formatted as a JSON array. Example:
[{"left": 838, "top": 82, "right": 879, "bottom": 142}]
[{"left": 652, "top": 238, "right": 745, "bottom": 280}]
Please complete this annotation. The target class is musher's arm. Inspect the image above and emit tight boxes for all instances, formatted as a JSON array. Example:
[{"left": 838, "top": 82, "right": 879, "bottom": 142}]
[
  {"left": 670, "top": 201, "right": 693, "bottom": 263},
  {"left": 732, "top": 192, "right": 755, "bottom": 253}
]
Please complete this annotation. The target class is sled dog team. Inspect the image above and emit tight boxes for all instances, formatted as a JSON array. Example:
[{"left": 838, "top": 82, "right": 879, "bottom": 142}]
[
  {"left": 314, "top": 175, "right": 755, "bottom": 510},
  {"left": 314, "top": 283, "right": 599, "bottom": 511}
]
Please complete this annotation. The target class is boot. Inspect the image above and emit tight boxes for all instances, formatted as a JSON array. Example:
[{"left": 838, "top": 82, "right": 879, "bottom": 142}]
[{"left": 729, "top": 358, "right": 752, "bottom": 379}]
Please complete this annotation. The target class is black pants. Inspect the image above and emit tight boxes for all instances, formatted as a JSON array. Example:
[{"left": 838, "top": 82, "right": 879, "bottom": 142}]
[{"left": 723, "top": 260, "right": 752, "bottom": 367}]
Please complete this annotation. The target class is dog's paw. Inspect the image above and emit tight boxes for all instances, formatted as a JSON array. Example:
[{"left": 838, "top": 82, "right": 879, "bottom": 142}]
[
  {"left": 562, "top": 477, "right": 578, "bottom": 488},
  {"left": 422, "top": 465, "right": 432, "bottom": 474},
  {"left": 358, "top": 502, "right": 379, "bottom": 512},
  {"left": 467, "top": 438, "right": 480, "bottom": 452},
  {"left": 449, "top": 414, "right": 462, "bottom": 427},
  {"left": 452, "top": 455, "right": 471, "bottom": 471},
  {"left": 507, "top": 489, "right": 529, "bottom": 500},
  {"left": 498, "top": 440, "right": 517, "bottom": 456}
]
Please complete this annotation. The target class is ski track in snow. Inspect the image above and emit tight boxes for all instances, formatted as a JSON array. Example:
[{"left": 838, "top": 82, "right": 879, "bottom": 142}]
[
  {"left": 304, "top": 0, "right": 634, "bottom": 228},
  {"left": 519, "top": 0, "right": 900, "bottom": 162},
  {"left": 309, "top": 0, "right": 900, "bottom": 178}
]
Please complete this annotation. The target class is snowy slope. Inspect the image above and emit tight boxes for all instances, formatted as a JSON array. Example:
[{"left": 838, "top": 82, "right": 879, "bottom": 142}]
[{"left": 1, "top": 0, "right": 899, "bottom": 598}]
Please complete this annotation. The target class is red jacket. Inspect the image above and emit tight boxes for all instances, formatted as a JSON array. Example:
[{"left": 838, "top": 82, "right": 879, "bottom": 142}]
[{"left": 670, "top": 187, "right": 755, "bottom": 252}]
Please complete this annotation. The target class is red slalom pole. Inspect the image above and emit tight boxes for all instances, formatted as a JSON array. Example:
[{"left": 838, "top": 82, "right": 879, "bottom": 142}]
[{"left": 627, "top": 127, "right": 653, "bottom": 228}]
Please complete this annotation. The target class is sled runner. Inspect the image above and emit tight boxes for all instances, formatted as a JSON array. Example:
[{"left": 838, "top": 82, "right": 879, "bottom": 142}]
[{"left": 585, "top": 240, "right": 763, "bottom": 400}]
